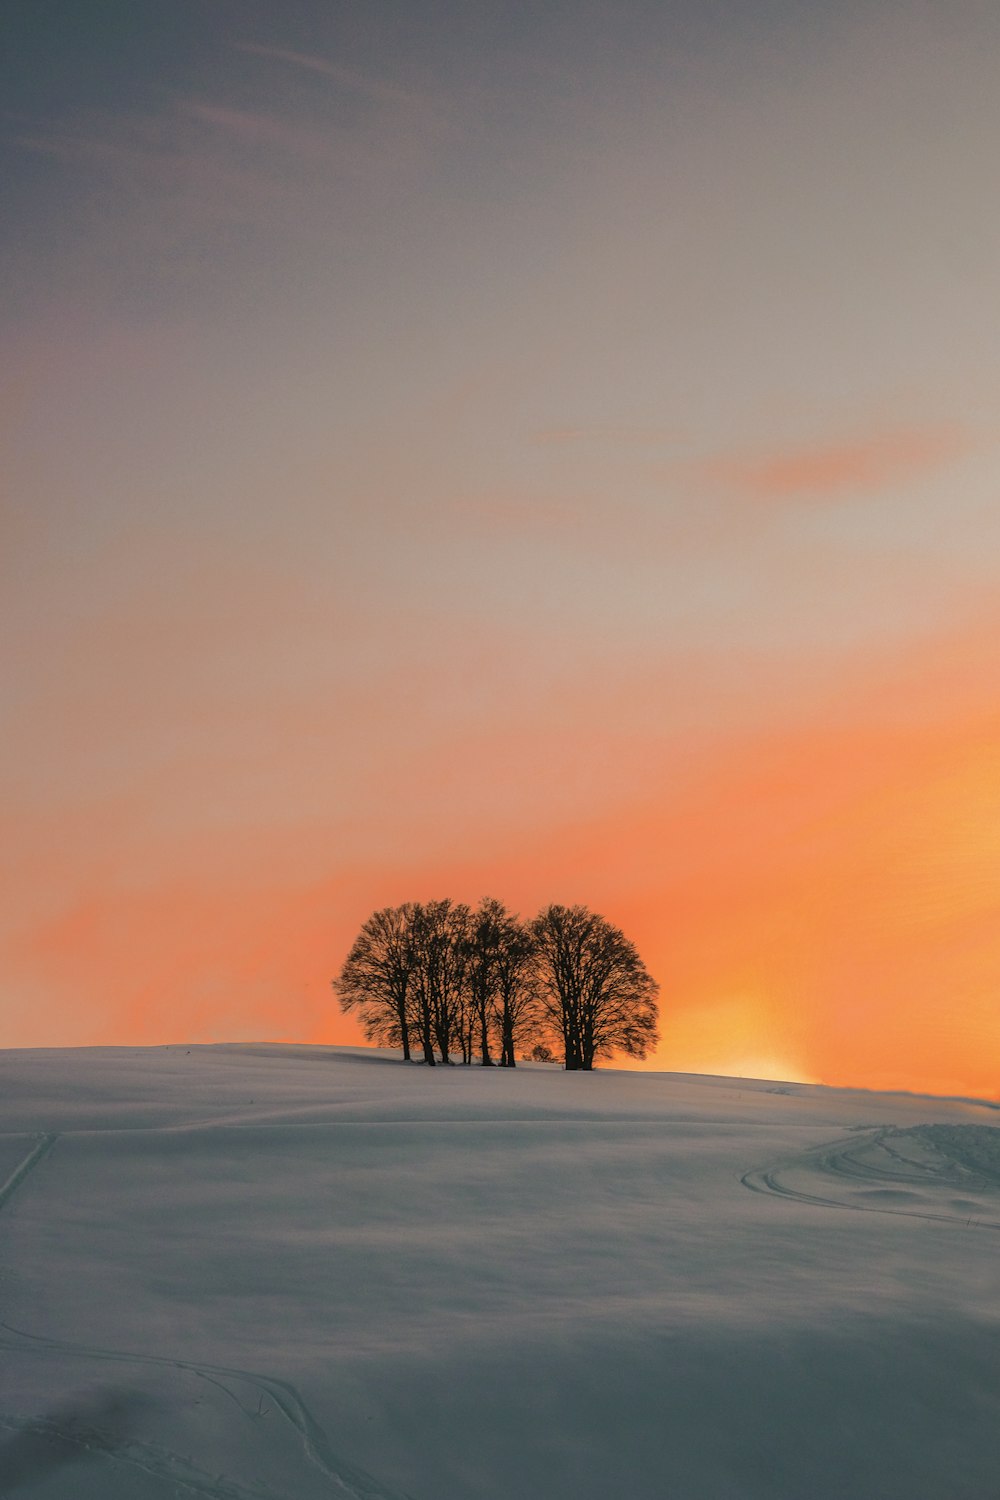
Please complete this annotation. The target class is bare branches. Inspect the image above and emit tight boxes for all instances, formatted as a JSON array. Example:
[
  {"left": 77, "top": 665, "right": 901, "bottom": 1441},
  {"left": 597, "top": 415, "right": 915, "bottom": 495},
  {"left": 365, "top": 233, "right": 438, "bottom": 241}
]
[
  {"left": 530, "top": 905, "right": 660, "bottom": 1071},
  {"left": 332, "top": 903, "right": 418, "bottom": 1061},
  {"left": 333, "top": 899, "right": 659, "bottom": 1071}
]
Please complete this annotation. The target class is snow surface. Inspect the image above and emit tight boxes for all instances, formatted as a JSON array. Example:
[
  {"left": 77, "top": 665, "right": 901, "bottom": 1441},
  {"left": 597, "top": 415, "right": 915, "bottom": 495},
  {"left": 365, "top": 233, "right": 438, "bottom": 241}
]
[{"left": 1, "top": 1044, "right": 998, "bottom": 1499}]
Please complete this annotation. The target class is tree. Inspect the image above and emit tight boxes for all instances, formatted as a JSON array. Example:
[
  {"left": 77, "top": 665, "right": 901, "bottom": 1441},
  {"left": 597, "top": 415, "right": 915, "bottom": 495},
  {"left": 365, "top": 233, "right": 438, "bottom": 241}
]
[
  {"left": 460, "top": 897, "right": 509, "bottom": 1066},
  {"left": 334, "top": 897, "right": 658, "bottom": 1073},
  {"left": 462, "top": 898, "right": 499, "bottom": 1066},
  {"left": 530, "top": 904, "right": 659, "bottom": 1071},
  {"left": 410, "top": 899, "right": 471, "bottom": 1066},
  {"left": 332, "top": 904, "right": 419, "bottom": 1061},
  {"left": 488, "top": 903, "right": 539, "bottom": 1068},
  {"left": 528, "top": 1042, "right": 556, "bottom": 1063}
]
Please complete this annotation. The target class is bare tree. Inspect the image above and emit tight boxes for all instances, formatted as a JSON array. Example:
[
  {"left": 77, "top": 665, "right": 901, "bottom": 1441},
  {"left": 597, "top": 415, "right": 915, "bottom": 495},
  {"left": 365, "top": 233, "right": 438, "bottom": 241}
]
[
  {"left": 335, "top": 897, "right": 656, "bottom": 1073},
  {"left": 489, "top": 905, "right": 539, "bottom": 1068},
  {"left": 463, "top": 898, "right": 505, "bottom": 1066},
  {"left": 531, "top": 904, "right": 659, "bottom": 1070},
  {"left": 455, "top": 897, "right": 540, "bottom": 1068},
  {"left": 411, "top": 899, "right": 471, "bottom": 1065},
  {"left": 332, "top": 904, "right": 419, "bottom": 1061}
]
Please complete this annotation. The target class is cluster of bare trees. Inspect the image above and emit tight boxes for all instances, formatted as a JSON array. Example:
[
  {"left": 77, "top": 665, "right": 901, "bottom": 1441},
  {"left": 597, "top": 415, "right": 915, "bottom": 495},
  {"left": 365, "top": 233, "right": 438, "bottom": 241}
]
[{"left": 333, "top": 899, "right": 659, "bottom": 1071}]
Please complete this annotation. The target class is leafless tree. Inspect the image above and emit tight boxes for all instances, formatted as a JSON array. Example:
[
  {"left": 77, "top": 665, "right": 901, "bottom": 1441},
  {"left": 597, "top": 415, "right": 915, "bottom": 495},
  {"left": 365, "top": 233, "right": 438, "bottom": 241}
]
[
  {"left": 335, "top": 898, "right": 657, "bottom": 1072},
  {"left": 455, "top": 897, "right": 539, "bottom": 1068},
  {"left": 332, "top": 904, "right": 419, "bottom": 1061},
  {"left": 489, "top": 904, "right": 539, "bottom": 1067},
  {"left": 530, "top": 904, "right": 659, "bottom": 1070},
  {"left": 462, "top": 898, "right": 505, "bottom": 1066},
  {"left": 410, "top": 899, "right": 471, "bottom": 1065}
]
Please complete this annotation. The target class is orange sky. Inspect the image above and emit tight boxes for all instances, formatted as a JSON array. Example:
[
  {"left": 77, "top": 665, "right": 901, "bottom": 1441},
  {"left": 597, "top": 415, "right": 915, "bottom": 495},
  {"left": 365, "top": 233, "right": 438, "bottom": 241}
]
[
  {"left": 5, "top": 604, "right": 1000, "bottom": 1098},
  {"left": 4, "top": 3, "right": 1000, "bottom": 1098}
]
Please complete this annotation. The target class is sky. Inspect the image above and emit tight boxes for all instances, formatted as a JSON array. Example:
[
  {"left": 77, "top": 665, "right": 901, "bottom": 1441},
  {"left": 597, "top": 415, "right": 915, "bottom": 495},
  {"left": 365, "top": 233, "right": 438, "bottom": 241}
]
[{"left": 3, "top": 0, "right": 1000, "bottom": 1097}]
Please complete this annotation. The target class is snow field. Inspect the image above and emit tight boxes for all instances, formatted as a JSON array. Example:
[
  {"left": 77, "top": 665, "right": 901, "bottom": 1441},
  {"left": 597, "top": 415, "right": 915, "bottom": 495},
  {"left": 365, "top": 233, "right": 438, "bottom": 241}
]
[{"left": 0, "top": 1044, "right": 998, "bottom": 1498}]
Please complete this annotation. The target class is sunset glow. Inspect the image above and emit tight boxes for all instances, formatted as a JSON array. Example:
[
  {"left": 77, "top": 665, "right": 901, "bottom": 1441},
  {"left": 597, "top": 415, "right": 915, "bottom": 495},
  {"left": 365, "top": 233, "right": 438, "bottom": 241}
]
[{"left": 4, "top": 2, "right": 1000, "bottom": 1098}]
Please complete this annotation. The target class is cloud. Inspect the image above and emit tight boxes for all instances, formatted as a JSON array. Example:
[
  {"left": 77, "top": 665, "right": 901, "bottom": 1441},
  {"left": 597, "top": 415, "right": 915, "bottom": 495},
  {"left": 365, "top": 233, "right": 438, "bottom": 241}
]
[
  {"left": 234, "top": 41, "right": 444, "bottom": 118},
  {"left": 14, "top": 113, "right": 306, "bottom": 239},
  {"left": 178, "top": 101, "right": 349, "bottom": 165},
  {"left": 12, "top": 49, "right": 450, "bottom": 284},
  {"left": 19, "top": 93, "right": 406, "bottom": 195},
  {"left": 702, "top": 423, "right": 967, "bottom": 502}
]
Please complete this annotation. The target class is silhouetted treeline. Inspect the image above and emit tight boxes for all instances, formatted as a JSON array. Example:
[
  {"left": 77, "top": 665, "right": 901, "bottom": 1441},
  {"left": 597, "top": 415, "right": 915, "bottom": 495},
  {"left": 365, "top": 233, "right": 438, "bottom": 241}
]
[{"left": 333, "top": 900, "right": 659, "bottom": 1071}]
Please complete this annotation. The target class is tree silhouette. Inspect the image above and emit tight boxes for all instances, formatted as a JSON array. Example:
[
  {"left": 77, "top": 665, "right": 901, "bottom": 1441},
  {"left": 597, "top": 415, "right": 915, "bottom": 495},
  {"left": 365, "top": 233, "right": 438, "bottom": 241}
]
[
  {"left": 462, "top": 898, "right": 506, "bottom": 1066},
  {"left": 334, "top": 898, "right": 658, "bottom": 1071},
  {"left": 487, "top": 902, "right": 539, "bottom": 1067},
  {"left": 411, "top": 899, "right": 471, "bottom": 1066},
  {"left": 531, "top": 904, "right": 659, "bottom": 1070},
  {"left": 332, "top": 904, "right": 419, "bottom": 1061}
]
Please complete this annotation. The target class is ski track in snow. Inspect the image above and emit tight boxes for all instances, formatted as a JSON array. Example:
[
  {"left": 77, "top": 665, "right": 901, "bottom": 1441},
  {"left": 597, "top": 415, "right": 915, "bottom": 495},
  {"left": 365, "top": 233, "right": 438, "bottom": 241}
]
[
  {"left": 0, "top": 1321, "right": 413, "bottom": 1500},
  {"left": 741, "top": 1124, "right": 1000, "bottom": 1230},
  {"left": 0, "top": 1134, "right": 58, "bottom": 1213},
  {"left": 0, "top": 1402, "right": 261, "bottom": 1500},
  {"left": 0, "top": 1125, "right": 413, "bottom": 1500}
]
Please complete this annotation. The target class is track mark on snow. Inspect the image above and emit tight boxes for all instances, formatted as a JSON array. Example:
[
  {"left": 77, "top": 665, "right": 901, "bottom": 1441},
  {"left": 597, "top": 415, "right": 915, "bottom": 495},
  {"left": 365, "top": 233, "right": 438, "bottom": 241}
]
[
  {"left": 0, "top": 1319, "right": 413, "bottom": 1500},
  {"left": 0, "top": 1401, "right": 273, "bottom": 1500},
  {"left": 741, "top": 1124, "right": 1000, "bottom": 1230},
  {"left": 0, "top": 1135, "right": 57, "bottom": 1212}
]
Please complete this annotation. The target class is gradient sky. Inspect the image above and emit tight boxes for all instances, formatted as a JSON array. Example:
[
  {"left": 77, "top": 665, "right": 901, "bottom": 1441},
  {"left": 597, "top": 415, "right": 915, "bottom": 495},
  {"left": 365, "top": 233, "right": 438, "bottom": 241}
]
[{"left": 4, "top": 0, "right": 1000, "bottom": 1096}]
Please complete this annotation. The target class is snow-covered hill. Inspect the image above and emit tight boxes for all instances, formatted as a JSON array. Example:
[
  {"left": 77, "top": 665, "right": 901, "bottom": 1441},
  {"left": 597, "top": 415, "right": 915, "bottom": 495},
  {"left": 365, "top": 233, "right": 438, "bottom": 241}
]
[{"left": 1, "top": 1044, "right": 997, "bottom": 1499}]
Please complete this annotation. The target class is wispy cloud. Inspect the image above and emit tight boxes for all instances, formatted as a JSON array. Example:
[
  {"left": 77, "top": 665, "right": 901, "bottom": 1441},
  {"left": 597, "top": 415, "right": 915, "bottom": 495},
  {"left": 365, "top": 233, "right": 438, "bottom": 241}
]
[
  {"left": 702, "top": 423, "right": 968, "bottom": 503},
  {"left": 234, "top": 41, "right": 444, "bottom": 119},
  {"left": 179, "top": 101, "right": 348, "bottom": 164},
  {"left": 15, "top": 113, "right": 308, "bottom": 226},
  {"left": 13, "top": 67, "right": 445, "bottom": 285},
  {"left": 12, "top": 31, "right": 452, "bottom": 262}
]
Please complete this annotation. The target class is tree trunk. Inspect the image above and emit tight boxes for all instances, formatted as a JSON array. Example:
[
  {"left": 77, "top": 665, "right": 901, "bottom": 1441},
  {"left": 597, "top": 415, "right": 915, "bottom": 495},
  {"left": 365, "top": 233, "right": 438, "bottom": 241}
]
[
  {"left": 420, "top": 1008, "right": 435, "bottom": 1065},
  {"left": 433, "top": 999, "right": 451, "bottom": 1065},
  {"left": 479, "top": 1009, "right": 494, "bottom": 1066},
  {"left": 396, "top": 1001, "right": 411, "bottom": 1062},
  {"left": 563, "top": 1013, "right": 582, "bottom": 1070}
]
